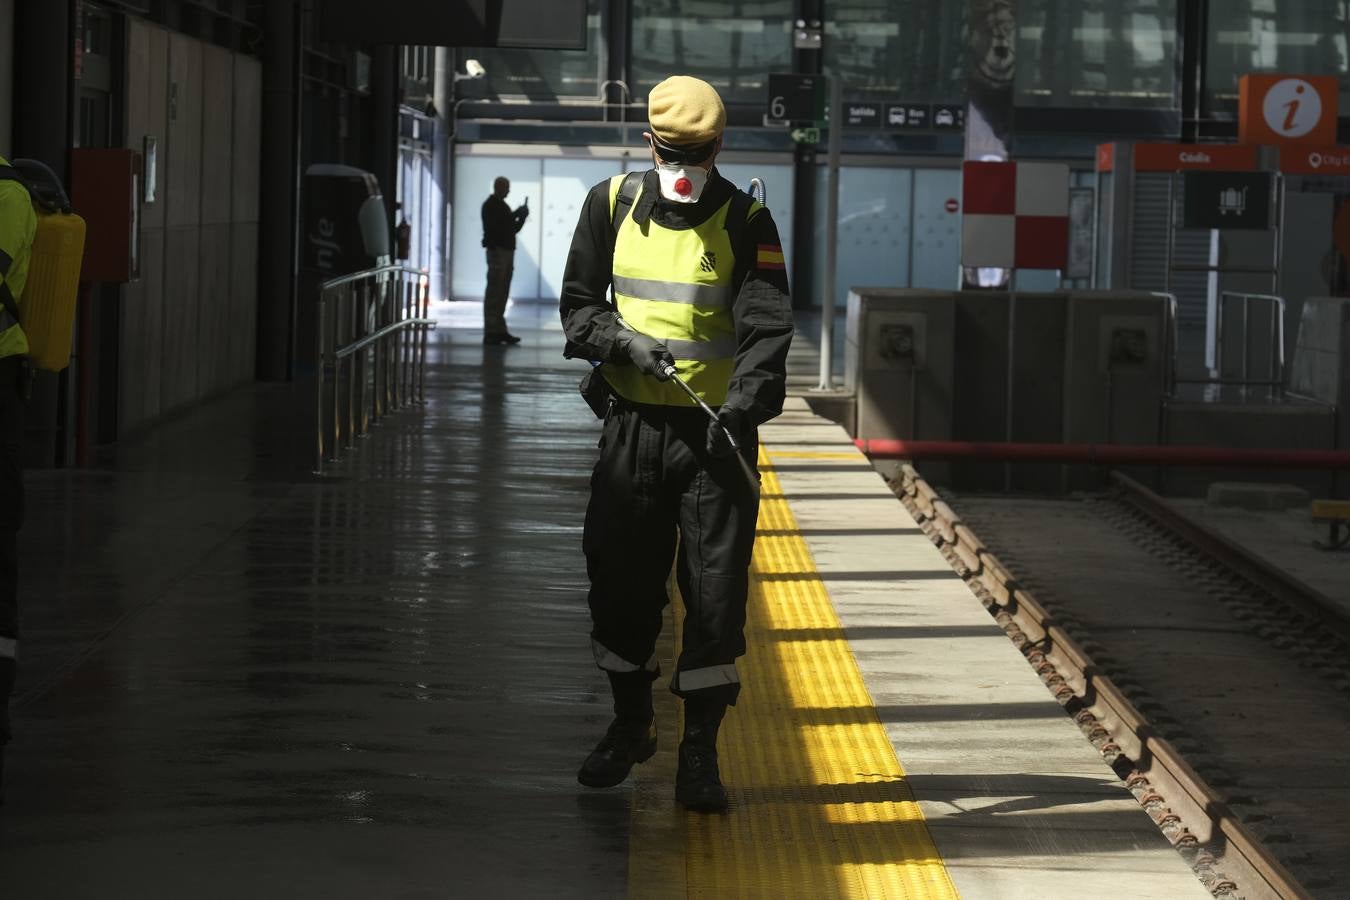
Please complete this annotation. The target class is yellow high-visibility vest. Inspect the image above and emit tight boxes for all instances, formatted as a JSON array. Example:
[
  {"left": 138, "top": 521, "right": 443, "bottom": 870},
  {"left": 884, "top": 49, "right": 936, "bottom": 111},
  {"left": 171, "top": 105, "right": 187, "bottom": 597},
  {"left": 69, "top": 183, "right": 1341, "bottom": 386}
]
[{"left": 602, "top": 174, "right": 761, "bottom": 407}]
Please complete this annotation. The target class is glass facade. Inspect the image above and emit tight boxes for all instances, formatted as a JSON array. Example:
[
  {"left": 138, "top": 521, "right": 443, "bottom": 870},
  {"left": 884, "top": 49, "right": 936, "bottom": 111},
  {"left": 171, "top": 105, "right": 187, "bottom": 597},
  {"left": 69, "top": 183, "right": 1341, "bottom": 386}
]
[
  {"left": 826, "top": 1, "right": 966, "bottom": 103},
  {"left": 631, "top": 0, "right": 794, "bottom": 104},
  {"left": 1016, "top": 0, "right": 1178, "bottom": 108},
  {"left": 1207, "top": 0, "right": 1350, "bottom": 111},
  {"left": 470, "top": 0, "right": 605, "bottom": 99}
]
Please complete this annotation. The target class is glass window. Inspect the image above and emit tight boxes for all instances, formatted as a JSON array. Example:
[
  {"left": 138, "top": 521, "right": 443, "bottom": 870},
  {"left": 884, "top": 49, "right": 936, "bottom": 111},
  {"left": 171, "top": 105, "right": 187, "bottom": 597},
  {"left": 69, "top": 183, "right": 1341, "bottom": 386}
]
[
  {"left": 826, "top": 1, "right": 966, "bottom": 104},
  {"left": 468, "top": 0, "right": 604, "bottom": 100},
  {"left": 1016, "top": 0, "right": 1178, "bottom": 108},
  {"left": 1207, "top": 0, "right": 1350, "bottom": 113},
  {"left": 631, "top": 0, "right": 794, "bottom": 105}
]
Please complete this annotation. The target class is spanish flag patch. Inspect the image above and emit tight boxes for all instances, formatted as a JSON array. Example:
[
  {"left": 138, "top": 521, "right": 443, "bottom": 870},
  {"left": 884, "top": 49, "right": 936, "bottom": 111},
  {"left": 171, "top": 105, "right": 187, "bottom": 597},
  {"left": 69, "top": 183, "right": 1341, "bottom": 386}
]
[{"left": 756, "top": 243, "right": 786, "bottom": 270}]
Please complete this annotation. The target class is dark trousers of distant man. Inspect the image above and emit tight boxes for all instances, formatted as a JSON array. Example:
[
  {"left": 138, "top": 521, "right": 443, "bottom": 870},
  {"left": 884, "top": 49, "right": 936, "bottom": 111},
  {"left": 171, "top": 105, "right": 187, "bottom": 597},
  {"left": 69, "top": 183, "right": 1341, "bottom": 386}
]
[
  {"left": 483, "top": 247, "right": 514, "bottom": 337},
  {"left": 584, "top": 403, "right": 759, "bottom": 703},
  {"left": 0, "top": 356, "right": 24, "bottom": 752}
]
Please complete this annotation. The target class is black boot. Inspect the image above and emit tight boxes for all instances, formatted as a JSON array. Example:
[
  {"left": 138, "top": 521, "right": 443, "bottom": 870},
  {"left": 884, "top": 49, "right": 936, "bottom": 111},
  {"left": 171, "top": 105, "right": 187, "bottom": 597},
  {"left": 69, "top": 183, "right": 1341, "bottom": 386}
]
[
  {"left": 577, "top": 671, "right": 657, "bottom": 788},
  {"left": 675, "top": 698, "right": 728, "bottom": 812}
]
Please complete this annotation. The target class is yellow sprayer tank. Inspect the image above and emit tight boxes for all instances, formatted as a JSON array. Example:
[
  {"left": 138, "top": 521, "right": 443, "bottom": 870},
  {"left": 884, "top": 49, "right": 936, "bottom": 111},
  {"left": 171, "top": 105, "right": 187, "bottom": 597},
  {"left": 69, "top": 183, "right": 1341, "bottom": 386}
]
[{"left": 22, "top": 210, "right": 85, "bottom": 372}]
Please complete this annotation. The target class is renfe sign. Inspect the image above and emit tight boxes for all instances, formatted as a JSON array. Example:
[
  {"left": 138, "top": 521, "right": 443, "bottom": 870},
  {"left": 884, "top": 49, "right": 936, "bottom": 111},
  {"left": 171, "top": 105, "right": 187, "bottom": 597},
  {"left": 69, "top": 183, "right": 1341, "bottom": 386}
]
[
  {"left": 1096, "top": 143, "right": 1260, "bottom": 173},
  {"left": 1239, "top": 74, "right": 1339, "bottom": 146}
]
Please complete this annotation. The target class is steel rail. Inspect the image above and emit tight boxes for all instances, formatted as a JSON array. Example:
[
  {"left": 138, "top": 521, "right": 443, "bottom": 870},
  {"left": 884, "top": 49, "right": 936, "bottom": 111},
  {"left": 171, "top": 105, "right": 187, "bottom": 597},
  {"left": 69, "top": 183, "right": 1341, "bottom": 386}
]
[
  {"left": 893, "top": 463, "right": 1313, "bottom": 900},
  {"left": 1109, "top": 472, "right": 1350, "bottom": 648},
  {"left": 334, "top": 317, "right": 437, "bottom": 360}
]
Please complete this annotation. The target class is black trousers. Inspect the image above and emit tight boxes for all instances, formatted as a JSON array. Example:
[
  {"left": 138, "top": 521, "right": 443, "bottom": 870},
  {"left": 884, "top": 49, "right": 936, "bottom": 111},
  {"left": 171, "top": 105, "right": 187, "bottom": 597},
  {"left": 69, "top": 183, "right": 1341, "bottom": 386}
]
[
  {"left": 583, "top": 403, "right": 760, "bottom": 707},
  {"left": 0, "top": 356, "right": 23, "bottom": 744}
]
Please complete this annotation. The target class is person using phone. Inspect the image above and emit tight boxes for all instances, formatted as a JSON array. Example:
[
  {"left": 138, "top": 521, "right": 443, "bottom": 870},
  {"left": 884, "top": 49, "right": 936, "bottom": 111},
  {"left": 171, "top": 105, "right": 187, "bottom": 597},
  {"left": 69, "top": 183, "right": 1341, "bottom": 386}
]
[{"left": 480, "top": 176, "right": 529, "bottom": 345}]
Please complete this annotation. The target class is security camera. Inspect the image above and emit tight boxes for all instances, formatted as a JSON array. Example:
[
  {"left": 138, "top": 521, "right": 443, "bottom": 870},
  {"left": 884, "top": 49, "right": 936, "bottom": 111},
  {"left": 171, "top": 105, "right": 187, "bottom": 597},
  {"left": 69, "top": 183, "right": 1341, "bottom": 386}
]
[{"left": 465, "top": 59, "right": 486, "bottom": 78}]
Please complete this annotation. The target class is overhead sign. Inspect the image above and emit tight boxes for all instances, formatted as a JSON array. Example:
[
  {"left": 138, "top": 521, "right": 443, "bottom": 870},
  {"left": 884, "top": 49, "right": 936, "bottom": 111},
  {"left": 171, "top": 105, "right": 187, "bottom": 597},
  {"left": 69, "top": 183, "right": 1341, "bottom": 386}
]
[
  {"left": 766, "top": 74, "right": 825, "bottom": 123},
  {"left": 886, "top": 104, "right": 928, "bottom": 129},
  {"left": 845, "top": 102, "right": 883, "bottom": 127},
  {"left": 932, "top": 105, "right": 965, "bottom": 131},
  {"left": 1239, "top": 74, "right": 1339, "bottom": 146},
  {"left": 1280, "top": 146, "right": 1350, "bottom": 176},
  {"left": 1181, "top": 171, "right": 1272, "bottom": 230}
]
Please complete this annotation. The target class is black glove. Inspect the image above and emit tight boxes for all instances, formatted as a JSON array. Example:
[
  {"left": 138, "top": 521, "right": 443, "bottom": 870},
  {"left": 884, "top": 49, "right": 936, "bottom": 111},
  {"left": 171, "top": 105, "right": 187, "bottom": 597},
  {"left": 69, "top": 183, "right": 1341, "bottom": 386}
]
[
  {"left": 616, "top": 331, "right": 674, "bottom": 381},
  {"left": 707, "top": 407, "right": 748, "bottom": 458}
]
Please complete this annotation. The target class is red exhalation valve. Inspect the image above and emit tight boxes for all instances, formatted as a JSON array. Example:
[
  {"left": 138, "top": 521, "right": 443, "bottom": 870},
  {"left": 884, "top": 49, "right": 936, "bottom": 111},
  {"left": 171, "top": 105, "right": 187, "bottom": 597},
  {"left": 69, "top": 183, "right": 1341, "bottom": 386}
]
[{"left": 674, "top": 177, "right": 693, "bottom": 197}]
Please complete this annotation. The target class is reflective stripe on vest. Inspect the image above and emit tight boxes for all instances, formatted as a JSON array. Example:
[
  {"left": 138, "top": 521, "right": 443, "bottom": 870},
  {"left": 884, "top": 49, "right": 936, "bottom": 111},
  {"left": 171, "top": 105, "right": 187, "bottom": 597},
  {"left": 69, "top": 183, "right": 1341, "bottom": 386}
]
[
  {"left": 603, "top": 174, "right": 757, "bottom": 408},
  {"left": 0, "top": 247, "right": 18, "bottom": 332}
]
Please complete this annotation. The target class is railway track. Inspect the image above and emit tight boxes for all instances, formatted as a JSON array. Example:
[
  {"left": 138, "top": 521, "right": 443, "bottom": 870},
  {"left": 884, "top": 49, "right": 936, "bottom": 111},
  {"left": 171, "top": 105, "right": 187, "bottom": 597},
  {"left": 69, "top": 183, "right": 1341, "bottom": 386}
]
[{"left": 888, "top": 465, "right": 1350, "bottom": 900}]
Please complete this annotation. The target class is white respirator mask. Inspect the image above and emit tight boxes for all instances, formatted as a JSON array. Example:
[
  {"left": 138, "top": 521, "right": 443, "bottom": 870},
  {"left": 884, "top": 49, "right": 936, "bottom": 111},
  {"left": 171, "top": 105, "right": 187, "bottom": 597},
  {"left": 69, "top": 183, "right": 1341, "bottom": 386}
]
[{"left": 654, "top": 162, "right": 709, "bottom": 203}]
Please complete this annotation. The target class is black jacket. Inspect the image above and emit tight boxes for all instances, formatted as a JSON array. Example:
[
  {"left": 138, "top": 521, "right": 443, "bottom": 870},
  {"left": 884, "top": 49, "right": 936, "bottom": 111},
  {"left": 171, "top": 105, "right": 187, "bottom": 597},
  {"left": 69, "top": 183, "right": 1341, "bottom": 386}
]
[
  {"left": 559, "top": 169, "right": 794, "bottom": 426},
  {"left": 482, "top": 195, "right": 526, "bottom": 250}
]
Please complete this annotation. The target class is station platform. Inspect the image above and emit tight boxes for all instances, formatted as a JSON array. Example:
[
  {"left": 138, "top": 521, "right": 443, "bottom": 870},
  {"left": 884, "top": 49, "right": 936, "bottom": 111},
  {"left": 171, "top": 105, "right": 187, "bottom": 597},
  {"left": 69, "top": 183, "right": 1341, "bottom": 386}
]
[{"left": 0, "top": 302, "right": 1208, "bottom": 898}]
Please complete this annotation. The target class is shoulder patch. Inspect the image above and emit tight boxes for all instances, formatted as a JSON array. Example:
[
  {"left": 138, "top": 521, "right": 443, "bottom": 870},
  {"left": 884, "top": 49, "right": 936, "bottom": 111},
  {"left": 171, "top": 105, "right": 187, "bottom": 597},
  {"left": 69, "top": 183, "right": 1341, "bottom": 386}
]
[{"left": 756, "top": 243, "right": 786, "bottom": 270}]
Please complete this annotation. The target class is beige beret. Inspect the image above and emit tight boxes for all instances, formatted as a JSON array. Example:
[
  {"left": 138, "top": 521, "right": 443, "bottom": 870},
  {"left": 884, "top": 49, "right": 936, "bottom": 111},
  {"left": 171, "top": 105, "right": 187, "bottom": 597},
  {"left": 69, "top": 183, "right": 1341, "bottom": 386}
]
[{"left": 647, "top": 76, "right": 726, "bottom": 147}]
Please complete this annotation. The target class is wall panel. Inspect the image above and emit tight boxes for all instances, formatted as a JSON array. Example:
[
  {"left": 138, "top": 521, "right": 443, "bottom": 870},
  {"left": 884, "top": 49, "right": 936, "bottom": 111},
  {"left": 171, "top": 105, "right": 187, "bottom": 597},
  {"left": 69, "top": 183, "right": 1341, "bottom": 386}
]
[
  {"left": 161, "top": 229, "right": 201, "bottom": 412},
  {"left": 230, "top": 222, "right": 259, "bottom": 383},
  {"left": 120, "top": 229, "right": 165, "bottom": 433},
  {"left": 196, "top": 225, "right": 233, "bottom": 398}
]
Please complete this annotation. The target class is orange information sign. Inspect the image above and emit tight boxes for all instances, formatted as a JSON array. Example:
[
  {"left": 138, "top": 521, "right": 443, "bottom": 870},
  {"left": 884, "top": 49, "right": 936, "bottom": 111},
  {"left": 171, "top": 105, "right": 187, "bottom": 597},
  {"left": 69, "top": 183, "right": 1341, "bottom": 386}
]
[{"left": 1239, "top": 74, "right": 1339, "bottom": 146}]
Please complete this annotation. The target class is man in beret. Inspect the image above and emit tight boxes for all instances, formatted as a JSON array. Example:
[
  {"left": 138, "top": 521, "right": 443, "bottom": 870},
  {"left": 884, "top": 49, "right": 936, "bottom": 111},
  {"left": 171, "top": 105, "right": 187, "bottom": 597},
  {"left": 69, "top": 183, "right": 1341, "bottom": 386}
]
[{"left": 560, "top": 75, "right": 793, "bottom": 812}]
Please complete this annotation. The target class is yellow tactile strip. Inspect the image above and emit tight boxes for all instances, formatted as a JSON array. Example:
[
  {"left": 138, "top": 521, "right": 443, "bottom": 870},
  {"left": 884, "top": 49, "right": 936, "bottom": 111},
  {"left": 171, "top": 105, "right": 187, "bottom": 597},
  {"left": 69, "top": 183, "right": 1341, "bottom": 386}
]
[{"left": 630, "top": 448, "right": 960, "bottom": 899}]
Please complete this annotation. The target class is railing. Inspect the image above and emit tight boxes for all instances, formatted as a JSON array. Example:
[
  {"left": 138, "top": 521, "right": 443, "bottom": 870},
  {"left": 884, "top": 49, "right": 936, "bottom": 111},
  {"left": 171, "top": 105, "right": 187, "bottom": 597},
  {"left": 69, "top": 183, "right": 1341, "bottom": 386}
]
[
  {"left": 1151, "top": 291, "right": 1180, "bottom": 398},
  {"left": 1215, "top": 292, "right": 1286, "bottom": 395},
  {"left": 315, "top": 265, "right": 435, "bottom": 474}
]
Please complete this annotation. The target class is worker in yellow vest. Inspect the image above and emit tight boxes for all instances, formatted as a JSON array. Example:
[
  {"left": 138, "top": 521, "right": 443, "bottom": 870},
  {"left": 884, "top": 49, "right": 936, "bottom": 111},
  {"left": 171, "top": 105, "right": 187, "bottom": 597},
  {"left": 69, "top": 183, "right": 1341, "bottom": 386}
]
[
  {"left": 0, "top": 156, "right": 37, "bottom": 805},
  {"left": 560, "top": 76, "right": 793, "bottom": 812}
]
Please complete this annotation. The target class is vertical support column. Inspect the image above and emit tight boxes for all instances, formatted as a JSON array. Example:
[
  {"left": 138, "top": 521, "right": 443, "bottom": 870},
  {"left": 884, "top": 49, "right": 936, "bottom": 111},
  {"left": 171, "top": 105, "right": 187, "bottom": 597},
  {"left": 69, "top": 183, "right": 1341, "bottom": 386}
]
[
  {"left": 0, "top": 0, "right": 15, "bottom": 156},
  {"left": 371, "top": 46, "right": 399, "bottom": 231},
  {"left": 819, "top": 73, "right": 841, "bottom": 392},
  {"left": 790, "top": 0, "right": 822, "bottom": 309},
  {"left": 14, "top": 0, "right": 75, "bottom": 468},
  {"left": 1179, "top": 0, "right": 1208, "bottom": 143},
  {"left": 963, "top": 0, "right": 1015, "bottom": 162},
  {"left": 963, "top": 0, "right": 1016, "bottom": 290},
  {"left": 431, "top": 47, "right": 452, "bottom": 303},
  {"left": 259, "top": 0, "right": 300, "bottom": 381}
]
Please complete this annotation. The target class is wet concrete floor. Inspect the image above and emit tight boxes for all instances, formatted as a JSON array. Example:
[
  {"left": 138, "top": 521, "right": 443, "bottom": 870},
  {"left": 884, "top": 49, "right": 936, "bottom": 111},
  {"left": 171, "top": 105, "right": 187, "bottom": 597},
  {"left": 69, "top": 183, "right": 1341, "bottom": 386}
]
[{"left": 2, "top": 302, "right": 634, "bottom": 898}]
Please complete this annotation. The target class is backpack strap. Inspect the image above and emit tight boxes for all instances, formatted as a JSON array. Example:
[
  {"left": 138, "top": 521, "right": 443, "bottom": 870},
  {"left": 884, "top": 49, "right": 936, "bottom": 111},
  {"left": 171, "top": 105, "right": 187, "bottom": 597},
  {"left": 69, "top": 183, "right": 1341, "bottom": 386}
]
[
  {"left": 0, "top": 165, "right": 29, "bottom": 190},
  {"left": 0, "top": 166, "right": 29, "bottom": 328},
  {"left": 610, "top": 171, "right": 644, "bottom": 234},
  {"left": 724, "top": 189, "right": 755, "bottom": 259}
]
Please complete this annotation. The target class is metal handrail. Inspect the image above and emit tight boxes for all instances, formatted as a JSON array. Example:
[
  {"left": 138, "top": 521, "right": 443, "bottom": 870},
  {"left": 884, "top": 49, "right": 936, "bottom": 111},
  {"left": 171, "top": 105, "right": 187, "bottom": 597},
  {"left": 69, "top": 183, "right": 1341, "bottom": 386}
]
[
  {"left": 320, "top": 263, "right": 421, "bottom": 292},
  {"left": 315, "top": 265, "right": 436, "bottom": 474},
  {"left": 1216, "top": 291, "right": 1286, "bottom": 394},
  {"left": 1150, "top": 291, "right": 1180, "bottom": 398}
]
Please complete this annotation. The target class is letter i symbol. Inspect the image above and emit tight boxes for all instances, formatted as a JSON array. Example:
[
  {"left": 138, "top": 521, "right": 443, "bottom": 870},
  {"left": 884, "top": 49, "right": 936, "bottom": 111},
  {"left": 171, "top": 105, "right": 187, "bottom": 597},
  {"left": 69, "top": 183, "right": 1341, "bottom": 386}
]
[{"left": 1283, "top": 84, "right": 1305, "bottom": 132}]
